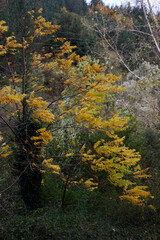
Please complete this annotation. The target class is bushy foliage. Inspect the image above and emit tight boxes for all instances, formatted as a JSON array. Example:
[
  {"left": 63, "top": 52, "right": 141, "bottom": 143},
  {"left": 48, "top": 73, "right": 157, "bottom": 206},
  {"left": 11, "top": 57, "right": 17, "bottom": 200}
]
[{"left": 0, "top": 188, "right": 159, "bottom": 240}]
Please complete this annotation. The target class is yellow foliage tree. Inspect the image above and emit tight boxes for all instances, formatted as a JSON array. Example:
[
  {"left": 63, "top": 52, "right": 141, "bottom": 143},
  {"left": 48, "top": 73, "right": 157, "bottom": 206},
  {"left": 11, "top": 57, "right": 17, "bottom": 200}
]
[{"left": 0, "top": 9, "right": 152, "bottom": 209}]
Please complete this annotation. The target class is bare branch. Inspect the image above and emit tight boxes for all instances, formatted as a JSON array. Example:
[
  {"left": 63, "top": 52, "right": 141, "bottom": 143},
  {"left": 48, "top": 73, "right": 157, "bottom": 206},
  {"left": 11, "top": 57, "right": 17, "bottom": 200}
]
[
  {"left": 0, "top": 165, "right": 29, "bottom": 193},
  {"left": 142, "top": 0, "right": 160, "bottom": 54}
]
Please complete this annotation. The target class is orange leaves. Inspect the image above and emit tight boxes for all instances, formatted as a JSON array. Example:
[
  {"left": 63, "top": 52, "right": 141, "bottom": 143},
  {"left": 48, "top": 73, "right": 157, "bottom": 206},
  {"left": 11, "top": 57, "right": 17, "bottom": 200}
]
[
  {"left": 0, "top": 45, "right": 7, "bottom": 56},
  {"left": 9, "top": 76, "right": 22, "bottom": 84},
  {"left": 6, "top": 36, "right": 22, "bottom": 49},
  {"left": 44, "top": 52, "right": 53, "bottom": 58},
  {"left": 61, "top": 7, "right": 67, "bottom": 13},
  {"left": 57, "top": 41, "right": 77, "bottom": 59},
  {"left": 38, "top": 8, "right": 43, "bottom": 14},
  {"left": 28, "top": 10, "right": 35, "bottom": 18},
  {"left": 0, "top": 86, "right": 25, "bottom": 105},
  {"left": 0, "top": 35, "right": 22, "bottom": 56},
  {"left": 31, "top": 52, "right": 44, "bottom": 69},
  {"left": 31, "top": 128, "right": 53, "bottom": 146},
  {"left": 33, "top": 12, "right": 60, "bottom": 37},
  {"left": 27, "top": 92, "right": 48, "bottom": 108},
  {"left": 96, "top": 4, "right": 116, "bottom": 18},
  {"left": 89, "top": 3, "right": 117, "bottom": 20},
  {"left": 0, "top": 142, "right": 12, "bottom": 158},
  {"left": 133, "top": 168, "right": 152, "bottom": 179},
  {"left": 26, "top": 92, "right": 55, "bottom": 123},
  {"left": 32, "top": 108, "right": 55, "bottom": 123},
  {"left": 24, "top": 9, "right": 62, "bottom": 48},
  {"left": 0, "top": 20, "right": 8, "bottom": 34},
  {"left": 85, "top": 62, "right": 106, "bottom": 74},
  {"left": 84, "top": 178, "right": 98, "bottom": 190},
  {"left": 42, "top": 158, "right": 60, "bottom": 174}
]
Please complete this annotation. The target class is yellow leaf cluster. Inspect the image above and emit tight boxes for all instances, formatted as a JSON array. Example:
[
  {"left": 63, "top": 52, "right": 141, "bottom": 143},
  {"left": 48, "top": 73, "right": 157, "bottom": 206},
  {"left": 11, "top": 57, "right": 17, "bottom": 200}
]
[
  {"left": 42, "top": 158, "right": 60, "bottom": 174},
  {"left": 61, "top": 7, "right": 67, "bottom": 13},
  {"left": 65, "top": 153, "right": 74, "bottom": 157},
  {"left": 9, "top": 76, "right": 22, "bottom": 83},
  {"left": 43, "top": 61, "right": 58, "bottom": 72},
  {"left": 0, "top": 35, "right": 22, "bottom": 56},
  {"left": 28, "top": 10, "right": 35, "bottom": 18},
  {"left": 84, "top": 178, "right": 98, "bottom": 191},
  {"left": 57, "top": 41, "right": 77, "bottom": 58},
  {"left": 0, "top": 20, "right": 8, "bottom": 33},
  {"left": 0, "top": 143, "right": 12, "bottom": 158},
  {"left": 34, "top": 12, "right": 60, "bottom": 37},
  {"left": 0, "top": 132, "right": 3, "bottom": 142},
  {"left": 31, "top": 128, "right": 53, "bottom": 145},
  {"left": 120, "top": 186, "right": 153, "bottom": 206},
  {"left": 0, "top": 86, "right": 25, "bottom": 105},
  {"left": 26, "top": 9, "right": 62, "bottom": 46},
  {"left": 44, "top": 52, "right": 53, "bottom": 58},
  {"left": 80, "top": 135, "right": 153, "bottom": 205},
  {"left": 31, "top": 52, "right": 44, "bottom": 69},
  {"left": 96, "top": 4, "right": 117, "bottom": 19},
  {"left": 32, "top": 108, "right": 55, "bottom": 123},
  {"left": 27, "top": 92, "right": 55, "bottom": 123}
]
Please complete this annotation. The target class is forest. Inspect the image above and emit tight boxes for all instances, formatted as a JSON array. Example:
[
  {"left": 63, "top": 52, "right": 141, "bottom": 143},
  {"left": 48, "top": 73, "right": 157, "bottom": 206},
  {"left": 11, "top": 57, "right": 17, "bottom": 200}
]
[{"left": 0, "top": 0, "right": 160, "bottom": 239}]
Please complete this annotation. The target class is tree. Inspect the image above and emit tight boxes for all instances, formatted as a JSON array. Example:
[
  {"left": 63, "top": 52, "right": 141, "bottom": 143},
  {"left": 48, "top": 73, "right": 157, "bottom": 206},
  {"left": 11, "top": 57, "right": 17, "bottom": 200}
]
[
  {"left": 0, "top": 0, "right": 40, "bottom": 36},
  {"left": 54, "top": 8, "right": 97, "bottom": 56},
  {"left": 64, "top": 0, "right": 87, "bottom": 15},
  {"left": 0, "top": 9, "right": 153, "bottom": 209},
  {"left": 0, "top": 0, "right": 87, "bottom": 37}
]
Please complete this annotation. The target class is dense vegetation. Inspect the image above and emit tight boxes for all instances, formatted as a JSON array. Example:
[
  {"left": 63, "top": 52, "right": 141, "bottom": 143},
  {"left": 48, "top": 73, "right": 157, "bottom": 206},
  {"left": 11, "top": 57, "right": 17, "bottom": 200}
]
[{"left": 0, "top": 0, "right": 160, "bottom": 239}]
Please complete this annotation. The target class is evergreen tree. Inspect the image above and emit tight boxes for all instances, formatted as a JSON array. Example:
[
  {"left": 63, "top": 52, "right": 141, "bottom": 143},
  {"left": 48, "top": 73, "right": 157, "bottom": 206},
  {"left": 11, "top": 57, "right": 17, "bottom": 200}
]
[
  {"left": 41, "top": 0, "right": 65, "bottom": 21},
  {"left": 65, "top": 0, "right": 87, "bottom": 14},
  {"left": 55, "top": 10, "right": 97, "bottom": 56}
]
